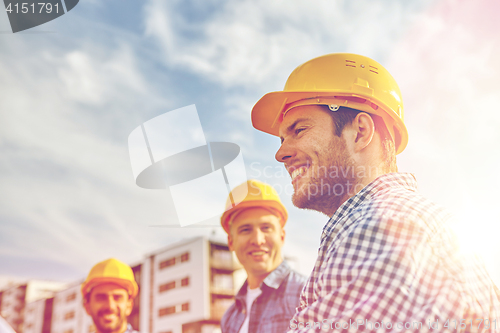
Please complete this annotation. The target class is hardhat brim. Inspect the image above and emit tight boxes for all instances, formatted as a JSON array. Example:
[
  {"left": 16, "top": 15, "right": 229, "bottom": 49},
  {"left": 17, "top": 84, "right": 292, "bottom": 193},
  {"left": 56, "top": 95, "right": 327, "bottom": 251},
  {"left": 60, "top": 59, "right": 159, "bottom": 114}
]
[
  {"left": 221, "top": 200, "right": 288, "bottom": 234},
  {"left": 81, "top": 277, "right": 138, "bottom": 299}
]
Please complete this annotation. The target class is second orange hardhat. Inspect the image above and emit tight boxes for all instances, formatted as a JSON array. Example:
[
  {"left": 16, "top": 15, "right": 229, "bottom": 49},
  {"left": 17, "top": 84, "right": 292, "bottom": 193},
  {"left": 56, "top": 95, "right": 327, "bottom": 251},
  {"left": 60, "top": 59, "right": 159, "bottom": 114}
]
[{"left": 221, "top": 180, "right": 288, "bottom": 233}]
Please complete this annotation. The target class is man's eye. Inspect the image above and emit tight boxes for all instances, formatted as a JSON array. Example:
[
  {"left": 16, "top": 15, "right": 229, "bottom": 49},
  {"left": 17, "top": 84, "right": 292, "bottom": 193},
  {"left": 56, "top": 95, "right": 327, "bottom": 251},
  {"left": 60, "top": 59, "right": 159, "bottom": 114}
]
[{"left": 295, "top": 128, "right": 306, "bottom": 135}]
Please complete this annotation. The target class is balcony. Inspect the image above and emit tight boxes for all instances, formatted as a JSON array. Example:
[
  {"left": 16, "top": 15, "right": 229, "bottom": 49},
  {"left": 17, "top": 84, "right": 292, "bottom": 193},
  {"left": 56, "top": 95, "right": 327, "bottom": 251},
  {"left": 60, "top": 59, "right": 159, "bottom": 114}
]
[
  {"left": 210, "top": 305, "right": 228, "bottom": 321},
  {"left": 210, "top": 257, "right": 242, "bottom": 271},
  {"left": 210, "top": 286, "right": 234, "bottom": 296}
]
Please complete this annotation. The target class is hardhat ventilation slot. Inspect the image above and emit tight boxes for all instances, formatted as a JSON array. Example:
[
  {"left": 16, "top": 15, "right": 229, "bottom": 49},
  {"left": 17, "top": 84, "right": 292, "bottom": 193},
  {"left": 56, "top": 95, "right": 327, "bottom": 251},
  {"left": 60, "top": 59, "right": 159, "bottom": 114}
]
[
  {"left": 369, "top": 65, "right": 379, "bottom": 74},
  {"left": 345, "top": 60, "right": 356, "bottom": 68}
]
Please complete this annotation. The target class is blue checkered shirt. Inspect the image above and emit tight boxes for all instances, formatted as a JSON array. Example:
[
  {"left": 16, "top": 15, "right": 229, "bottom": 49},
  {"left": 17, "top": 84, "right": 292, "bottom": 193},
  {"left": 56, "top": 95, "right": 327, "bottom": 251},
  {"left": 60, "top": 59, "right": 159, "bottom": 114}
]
[
  {"left": 221, "top": 261, "right": 306, "bottom": 333},
  {"left": 288, "top": 173, "right": 500, "bottom": 332}
]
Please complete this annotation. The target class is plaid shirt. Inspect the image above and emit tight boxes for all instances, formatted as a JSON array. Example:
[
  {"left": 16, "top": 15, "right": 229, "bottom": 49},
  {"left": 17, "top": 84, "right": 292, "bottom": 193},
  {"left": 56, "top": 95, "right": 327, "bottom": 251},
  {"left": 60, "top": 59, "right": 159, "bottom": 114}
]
[
  {"left": 221, "top": 261, "right": 306, "bottom": 333},
  {"left": 289, "top": 173, "right": 500, "bottom": 333}
]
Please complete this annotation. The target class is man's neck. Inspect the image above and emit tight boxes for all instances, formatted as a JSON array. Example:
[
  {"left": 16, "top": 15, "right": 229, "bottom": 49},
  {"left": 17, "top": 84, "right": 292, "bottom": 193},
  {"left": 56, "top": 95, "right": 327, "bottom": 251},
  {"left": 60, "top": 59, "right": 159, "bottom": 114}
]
[
  {"left": 320, "top": 166, "right": 389, "bottom": 217},
  {"left": 246, "top": 260, "right": 282, "bottom": 289}
]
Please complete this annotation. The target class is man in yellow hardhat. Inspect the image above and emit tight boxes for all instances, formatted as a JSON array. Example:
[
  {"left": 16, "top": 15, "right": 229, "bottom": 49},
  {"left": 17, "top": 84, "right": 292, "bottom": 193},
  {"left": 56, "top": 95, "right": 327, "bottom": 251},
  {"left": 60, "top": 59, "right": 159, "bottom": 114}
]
[
  {"left": 81, "top": 258, "right": 139, "bottom": 333},
  {"left": 220, "top": 180, "right": 306, "bottom": 333},
  {"left": 252, "top": 53, "right": 500, "bottom": 331}
]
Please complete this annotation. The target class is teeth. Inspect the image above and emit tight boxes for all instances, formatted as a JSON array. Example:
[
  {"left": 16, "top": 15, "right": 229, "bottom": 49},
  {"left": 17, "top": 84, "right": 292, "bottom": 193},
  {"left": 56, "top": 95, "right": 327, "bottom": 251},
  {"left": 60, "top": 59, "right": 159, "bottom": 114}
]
[
  {"left": 291, "top": 167, "right": 306, "bottom": 180},
  {"left": 251, "top": 251, "right": 265, "bottom": 256}
]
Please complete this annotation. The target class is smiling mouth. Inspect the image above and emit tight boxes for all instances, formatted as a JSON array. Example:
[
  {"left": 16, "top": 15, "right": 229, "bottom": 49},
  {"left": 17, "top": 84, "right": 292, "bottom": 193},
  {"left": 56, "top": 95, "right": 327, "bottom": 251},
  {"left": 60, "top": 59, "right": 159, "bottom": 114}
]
[
  {"left": 99, "top": 312, "right": 118, "bottom": 321},
  {"left": 250, "top": 251, "right": 267, "bottom": 256},
  {"left": 291, "top": 166, "right": 308, "bottom": 182}
]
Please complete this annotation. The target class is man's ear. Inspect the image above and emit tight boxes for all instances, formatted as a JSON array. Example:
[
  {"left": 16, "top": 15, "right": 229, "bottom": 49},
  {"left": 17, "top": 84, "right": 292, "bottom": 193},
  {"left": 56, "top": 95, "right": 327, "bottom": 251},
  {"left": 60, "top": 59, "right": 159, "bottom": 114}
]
[
  {"left": 83, "top": 296, "right": 91, "bottom": 316},
  {"left": 227, "top": 233, "right": 234, "bottom": 251},
  {"left": 352, "top": 112, "right": 375, "bottom": 152},
  {"left": 125, "top": 298, "right": 134, "bottom": 316},
  {"left": 280, "top": 225, "right": 286, "bottom": 243}
]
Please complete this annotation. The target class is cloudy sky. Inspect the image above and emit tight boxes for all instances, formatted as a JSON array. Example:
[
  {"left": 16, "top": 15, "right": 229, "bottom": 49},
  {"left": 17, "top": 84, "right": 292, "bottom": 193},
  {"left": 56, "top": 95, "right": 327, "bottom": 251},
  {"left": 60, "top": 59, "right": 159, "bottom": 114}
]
[{"left": 1, "top": 0, "right": 500, "bottom": 288}]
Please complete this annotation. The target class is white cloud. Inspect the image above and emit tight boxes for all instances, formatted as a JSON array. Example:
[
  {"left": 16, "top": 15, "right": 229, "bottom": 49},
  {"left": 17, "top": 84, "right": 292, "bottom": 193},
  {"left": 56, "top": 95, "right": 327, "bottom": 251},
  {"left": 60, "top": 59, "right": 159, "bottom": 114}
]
[
  {"left": 0, "top": 38, "right": 190, "bottom": 276},
  {"left": 144, "top": 0, "right": 435, "bottom": 89}
]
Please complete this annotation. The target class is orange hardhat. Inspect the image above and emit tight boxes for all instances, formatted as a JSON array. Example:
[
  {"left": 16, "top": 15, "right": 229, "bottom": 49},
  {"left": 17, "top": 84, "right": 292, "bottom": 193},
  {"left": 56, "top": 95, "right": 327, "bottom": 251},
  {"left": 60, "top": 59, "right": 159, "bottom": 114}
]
[
  {"left": 252, "top": 53, "right": 408, "bottom": 154},
  {"left": 221, "top": 180, "right": 288, "bottom": 233},
  {"left": 81, "top": 258, "right": 138, "bottom": 299}
]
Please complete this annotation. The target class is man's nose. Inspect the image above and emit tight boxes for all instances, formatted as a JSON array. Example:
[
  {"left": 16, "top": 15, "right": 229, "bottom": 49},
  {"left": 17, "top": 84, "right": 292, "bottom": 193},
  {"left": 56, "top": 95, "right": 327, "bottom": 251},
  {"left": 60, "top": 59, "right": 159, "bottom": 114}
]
[
  {"left": 250, "top": 229, "right": 266, "bottom": 246},
  {"left": 275, "top": 140, "right": 294, "bottom": 163},
  {"left": 102, "top": 296, "right": 118, "bottom": 310}
]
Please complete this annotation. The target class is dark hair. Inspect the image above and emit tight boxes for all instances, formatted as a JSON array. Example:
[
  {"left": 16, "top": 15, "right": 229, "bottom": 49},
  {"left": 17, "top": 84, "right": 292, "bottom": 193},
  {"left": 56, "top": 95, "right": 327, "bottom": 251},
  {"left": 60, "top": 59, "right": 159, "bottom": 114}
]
[{"left": 326, "top": 106, "right": 397, "bottom": 172}]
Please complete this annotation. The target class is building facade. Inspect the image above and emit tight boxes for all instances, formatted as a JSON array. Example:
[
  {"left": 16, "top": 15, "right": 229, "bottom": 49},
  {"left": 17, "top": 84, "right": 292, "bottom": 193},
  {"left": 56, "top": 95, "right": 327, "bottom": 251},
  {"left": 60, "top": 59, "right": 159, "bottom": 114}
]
[
  {"left": 139, "top": 237, "right": 242, "bottom": 333},
  {"left": 1, "top": 281, "right": 67, "bottom": 333}
]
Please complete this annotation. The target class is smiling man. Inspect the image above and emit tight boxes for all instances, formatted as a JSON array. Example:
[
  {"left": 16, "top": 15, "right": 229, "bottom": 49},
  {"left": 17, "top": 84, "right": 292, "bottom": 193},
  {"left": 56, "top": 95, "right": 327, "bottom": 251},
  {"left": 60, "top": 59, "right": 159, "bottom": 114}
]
[
  {"left": 252, "top": 53, "right": 500, "bottom": 332},
  {"left": 81, "top": 258, "right": 139, "bottom": 333},
  {"left": 220, "top": 180, "right": 306, "bottom": 333}
]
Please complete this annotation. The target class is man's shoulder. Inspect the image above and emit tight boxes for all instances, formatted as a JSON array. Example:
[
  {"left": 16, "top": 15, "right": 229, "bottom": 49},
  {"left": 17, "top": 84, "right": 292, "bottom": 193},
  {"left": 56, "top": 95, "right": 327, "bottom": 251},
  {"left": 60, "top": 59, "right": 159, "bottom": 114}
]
[
  {"left": 285, "top": 268, "right": 307, "bottom": 287},
  {"left": 220, "top": 300, "right": 239, "bottom": 331},
  {"left": 275, "top": 267, "right": 306, "bottom": 304},
  {"left": 362, "top": 181, "right": 451, "bottom": 223},
  {"left": 346, "top": 181, "right": 454, "bottom": 241}
]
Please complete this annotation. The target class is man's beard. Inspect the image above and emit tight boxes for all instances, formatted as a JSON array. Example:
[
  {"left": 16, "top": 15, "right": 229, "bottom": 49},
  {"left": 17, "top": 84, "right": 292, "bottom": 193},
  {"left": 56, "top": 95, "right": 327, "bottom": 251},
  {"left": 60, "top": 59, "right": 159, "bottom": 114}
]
[
  {"left": 93, "top": 309, "right": 125, "bottom": 333},
  {"left": 292, "top": 139, "right": 357, "bottom": 216}
]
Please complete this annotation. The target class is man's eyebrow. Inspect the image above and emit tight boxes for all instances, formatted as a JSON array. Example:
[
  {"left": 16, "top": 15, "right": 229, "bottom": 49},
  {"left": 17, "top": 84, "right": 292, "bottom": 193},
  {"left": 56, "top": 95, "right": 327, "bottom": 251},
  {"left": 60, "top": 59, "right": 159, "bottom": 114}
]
[
  {"left": 280, "top": 118, "right": 310, "bottom": 142},
  {"left": 237, "top": 223, "right": 251, "bottom": 230}
]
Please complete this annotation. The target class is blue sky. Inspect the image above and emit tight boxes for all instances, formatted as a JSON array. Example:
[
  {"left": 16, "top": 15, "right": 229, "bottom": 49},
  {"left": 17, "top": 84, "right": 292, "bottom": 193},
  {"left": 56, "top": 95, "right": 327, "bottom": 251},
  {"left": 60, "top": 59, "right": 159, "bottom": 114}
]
[{"left": 1, "top": 0, "right": 500, "bottom": 287}]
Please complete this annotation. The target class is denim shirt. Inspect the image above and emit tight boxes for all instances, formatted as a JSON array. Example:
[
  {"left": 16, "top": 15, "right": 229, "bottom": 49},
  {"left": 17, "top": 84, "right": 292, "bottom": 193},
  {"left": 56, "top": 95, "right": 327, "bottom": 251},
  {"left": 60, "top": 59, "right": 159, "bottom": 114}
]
[{"left": 221, "top": 261, "right": 306, "bottom": 333}]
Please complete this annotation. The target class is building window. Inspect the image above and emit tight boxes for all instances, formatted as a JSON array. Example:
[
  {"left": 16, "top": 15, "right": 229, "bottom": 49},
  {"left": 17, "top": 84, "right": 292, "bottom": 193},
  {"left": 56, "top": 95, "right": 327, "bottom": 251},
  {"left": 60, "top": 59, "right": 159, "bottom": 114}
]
[
  {"left": 159, "top": 281, "right": 176, "bottom": 293},
  {"left": 158, "top": 306, "right": 176, "bottom": 317},
  {"left": 159, "top": 252, "right": 190, "bottom": 270},
  {"left": 181, "top": 303, "right": 189, "bottom": 312},
  {"left": 64, "top": 311, "right": 75, "bottom": 320},
  {"left": 181, "top": 277, "right": 189, "bottom": 287},
  {"left": 66, "top": 293, "right": 76, "bottom": 302},
  {"left": 159, "top": 258, "right": 176, "bottom": 270}
]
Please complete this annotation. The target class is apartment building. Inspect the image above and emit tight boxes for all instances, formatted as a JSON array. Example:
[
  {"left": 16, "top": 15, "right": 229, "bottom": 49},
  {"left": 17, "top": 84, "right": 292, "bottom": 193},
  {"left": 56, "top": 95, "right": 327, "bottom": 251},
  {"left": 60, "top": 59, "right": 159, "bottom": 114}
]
[
  {"left": 139, "top": 237, "right": 242, "bottom": 333},
  {"left": 24, "top": 298, "right": 53, "bottom": 333},
  {"left": 0, "top": 281, "right": 67, "bottom": 333},
  {"left": 0, "top": 284, "right": 26, "bottom": 332},
  {"left": 50, "top": 283, "right": 94, "bottom": 333}
]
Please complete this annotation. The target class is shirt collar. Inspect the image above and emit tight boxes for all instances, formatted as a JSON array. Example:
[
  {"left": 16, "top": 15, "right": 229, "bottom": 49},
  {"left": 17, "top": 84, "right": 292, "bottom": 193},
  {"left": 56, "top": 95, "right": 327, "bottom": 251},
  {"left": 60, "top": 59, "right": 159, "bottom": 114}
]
[
  {"left": 234, "top": 261, "right": 291, "bottom": 307},
  {"left": 323, "top": 172, "right": 418, "bottom": 236},
  {"left": 125, "top": 324, "right": 135, "bottom": 333},
  {"left": 262, "top": 260, "right": 291, "bottom": 290}
]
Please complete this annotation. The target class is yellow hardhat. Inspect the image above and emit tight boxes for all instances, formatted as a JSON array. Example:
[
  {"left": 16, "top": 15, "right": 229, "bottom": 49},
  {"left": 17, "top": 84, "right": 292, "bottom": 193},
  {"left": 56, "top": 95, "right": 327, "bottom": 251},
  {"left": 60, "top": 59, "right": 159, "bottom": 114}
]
[
  {"left": 221, "top": 180, "right": 288, "bottom": 234},
  {"left": 251, "top": 53, "right": 408, "bottom": 154},
  {"left": 81, "top": 258, "right": 138, "bottom": 299}
]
